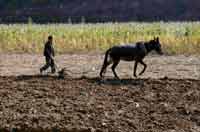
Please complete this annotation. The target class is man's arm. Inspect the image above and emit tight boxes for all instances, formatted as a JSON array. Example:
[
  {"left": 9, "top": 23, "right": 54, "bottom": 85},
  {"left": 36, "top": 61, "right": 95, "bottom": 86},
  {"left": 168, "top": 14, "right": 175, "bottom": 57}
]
[
  {"left": 43, "top": 43, "right": 47, "bottom": 56},
  {"left": 51, "top": 44, "right": 55, "bottom": 57},
  {"left": 44, "top": 43, "right": 53, "bottom": 58}
]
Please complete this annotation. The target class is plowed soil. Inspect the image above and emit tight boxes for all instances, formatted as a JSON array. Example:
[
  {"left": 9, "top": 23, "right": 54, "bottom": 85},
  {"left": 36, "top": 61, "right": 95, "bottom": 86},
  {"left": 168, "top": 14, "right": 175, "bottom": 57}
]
[{"left": 0, "top": 54, "right": 200, "bottom": 132}]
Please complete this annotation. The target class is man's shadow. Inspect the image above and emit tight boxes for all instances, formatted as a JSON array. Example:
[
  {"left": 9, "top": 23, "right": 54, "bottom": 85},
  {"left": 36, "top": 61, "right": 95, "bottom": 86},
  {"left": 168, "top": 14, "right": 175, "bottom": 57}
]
[{"left": 14, "top": 74, "right": 58, "bottom": 81}]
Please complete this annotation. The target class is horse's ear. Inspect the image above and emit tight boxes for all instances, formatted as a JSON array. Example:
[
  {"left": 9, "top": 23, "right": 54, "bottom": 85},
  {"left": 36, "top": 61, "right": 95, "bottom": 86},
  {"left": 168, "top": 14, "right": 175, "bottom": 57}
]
[{"left": 156, "top": 37, "right": 159, "bottom": 42}]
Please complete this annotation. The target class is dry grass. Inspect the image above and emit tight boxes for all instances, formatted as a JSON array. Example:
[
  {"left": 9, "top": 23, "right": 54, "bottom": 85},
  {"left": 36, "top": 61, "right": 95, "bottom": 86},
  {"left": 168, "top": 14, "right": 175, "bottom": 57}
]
[{"left": 0, "top": 22, "right": 200, "bottom": 54}]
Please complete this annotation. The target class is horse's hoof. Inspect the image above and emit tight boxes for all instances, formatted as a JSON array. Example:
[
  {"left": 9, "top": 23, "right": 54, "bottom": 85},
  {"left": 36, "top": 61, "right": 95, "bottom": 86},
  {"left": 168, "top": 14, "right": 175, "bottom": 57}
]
[
  {"left": 100, "top": 76, "right": 104, "bottom": 79},
  {"left": 114, "top": 77, "right": 120, "bottom": 80},
  {"left": 139, "top": 72, "right": 143, "bottom": 76}
]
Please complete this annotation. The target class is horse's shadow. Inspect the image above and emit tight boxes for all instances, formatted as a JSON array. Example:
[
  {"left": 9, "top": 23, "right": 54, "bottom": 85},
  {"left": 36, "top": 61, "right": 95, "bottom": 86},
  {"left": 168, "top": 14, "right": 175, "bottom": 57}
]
[{"left": 84, "top": 76, "right": 146, "bottom": 86}]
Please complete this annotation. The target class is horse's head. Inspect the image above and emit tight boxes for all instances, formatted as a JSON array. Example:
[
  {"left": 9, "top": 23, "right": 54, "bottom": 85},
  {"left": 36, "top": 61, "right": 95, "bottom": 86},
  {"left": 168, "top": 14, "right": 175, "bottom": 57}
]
[{"left": 151, "top": 37, "right": 163, "bottom": 55}]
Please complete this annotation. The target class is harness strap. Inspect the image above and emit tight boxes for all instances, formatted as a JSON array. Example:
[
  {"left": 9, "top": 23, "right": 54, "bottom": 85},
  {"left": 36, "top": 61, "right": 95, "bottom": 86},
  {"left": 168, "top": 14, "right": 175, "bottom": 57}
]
[
  {"left": 144, "top": 42, "right": 152, "bottom": 53},
  {"left": 137, "top": 43, "right": 148, "bottom": 54}
]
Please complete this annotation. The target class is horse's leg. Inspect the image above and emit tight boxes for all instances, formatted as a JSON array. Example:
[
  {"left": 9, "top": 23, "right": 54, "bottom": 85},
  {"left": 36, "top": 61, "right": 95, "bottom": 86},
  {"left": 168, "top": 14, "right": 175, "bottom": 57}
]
[
  {"left": 100, "top": 60, "right": 112, "bottom": 77},
  {"left": 133, "top": 61, "right": 138, "bottom": 78},
  {"left": 100, "top": 55, "right": 113, "bottom": 77},
  {"left": 138, "top": 60, "right": 147, "bottom": 76},
  {"left": 111, "top": 59, "right": 120, "bottom": 79}
]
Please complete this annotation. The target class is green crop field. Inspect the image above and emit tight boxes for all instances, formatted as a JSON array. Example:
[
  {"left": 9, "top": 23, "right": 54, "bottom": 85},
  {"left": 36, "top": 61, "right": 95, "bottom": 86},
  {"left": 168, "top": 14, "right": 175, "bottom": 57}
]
[{"left": 0, "top": 22, "right": 200, "bottom": 54}]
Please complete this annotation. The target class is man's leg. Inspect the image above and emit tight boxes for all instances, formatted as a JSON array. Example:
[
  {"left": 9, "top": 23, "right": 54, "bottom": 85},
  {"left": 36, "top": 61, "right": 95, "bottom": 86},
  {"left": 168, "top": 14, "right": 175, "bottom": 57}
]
[
  {"left": 50, "top": 58, "right": 56, "bottom": 73},
  {"left": 40, "top": 57, "right": 51, "bottom": 73}
]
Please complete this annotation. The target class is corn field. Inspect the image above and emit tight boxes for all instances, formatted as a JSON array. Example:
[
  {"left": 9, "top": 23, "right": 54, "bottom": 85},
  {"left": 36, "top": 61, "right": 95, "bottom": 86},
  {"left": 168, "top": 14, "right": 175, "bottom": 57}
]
[{"left": 0, "top": 22, "right": 200, "bottom": 54}]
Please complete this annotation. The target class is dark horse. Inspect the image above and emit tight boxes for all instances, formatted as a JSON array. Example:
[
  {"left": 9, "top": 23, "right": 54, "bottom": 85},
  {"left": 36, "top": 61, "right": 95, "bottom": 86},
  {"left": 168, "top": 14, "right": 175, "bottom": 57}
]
[{"left": 100, "top": 37, "right": 163, "bottom": 79}]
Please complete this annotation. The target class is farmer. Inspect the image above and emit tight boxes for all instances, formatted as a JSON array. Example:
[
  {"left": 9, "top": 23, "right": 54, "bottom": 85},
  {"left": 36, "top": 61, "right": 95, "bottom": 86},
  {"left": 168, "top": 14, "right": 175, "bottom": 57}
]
[{"left": 40, "top": 35, "right": 56, "bottom": 74}]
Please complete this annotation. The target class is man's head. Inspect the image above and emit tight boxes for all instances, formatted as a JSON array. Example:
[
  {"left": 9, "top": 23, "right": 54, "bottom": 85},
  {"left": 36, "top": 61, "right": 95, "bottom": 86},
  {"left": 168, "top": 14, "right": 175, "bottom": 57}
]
[{"left": 48, "top": 35, "right": 53, "bottom": 42}]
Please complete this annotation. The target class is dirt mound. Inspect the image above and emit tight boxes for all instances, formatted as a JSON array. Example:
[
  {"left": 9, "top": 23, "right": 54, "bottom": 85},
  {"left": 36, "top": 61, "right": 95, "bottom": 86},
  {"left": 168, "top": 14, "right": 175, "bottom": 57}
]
[{"left": 0, "top": 75, "right": 199, "bottom": 132}]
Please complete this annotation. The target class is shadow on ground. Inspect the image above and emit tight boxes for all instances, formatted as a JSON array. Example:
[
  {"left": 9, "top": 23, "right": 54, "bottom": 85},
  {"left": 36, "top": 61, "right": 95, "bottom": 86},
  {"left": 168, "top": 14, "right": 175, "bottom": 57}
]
[
  {"left": 11, "top": 74, "right": 151, "bottom": 86},
  {"left": 8, "top": 74, "right": 198, "bottom": 86}
]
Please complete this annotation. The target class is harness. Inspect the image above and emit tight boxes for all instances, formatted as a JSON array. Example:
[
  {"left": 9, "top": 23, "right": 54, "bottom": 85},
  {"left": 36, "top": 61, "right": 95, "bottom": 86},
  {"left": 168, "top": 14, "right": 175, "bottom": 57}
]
[{"left": 136, "top": 43, "right": 147, "bottom": 54}]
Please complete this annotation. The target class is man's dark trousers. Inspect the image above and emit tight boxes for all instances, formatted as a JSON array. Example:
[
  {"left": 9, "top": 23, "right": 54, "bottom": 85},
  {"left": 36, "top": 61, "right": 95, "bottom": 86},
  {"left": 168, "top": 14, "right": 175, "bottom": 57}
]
[{"left": 40, "top": 56, "right": 56, "bottom": 73}]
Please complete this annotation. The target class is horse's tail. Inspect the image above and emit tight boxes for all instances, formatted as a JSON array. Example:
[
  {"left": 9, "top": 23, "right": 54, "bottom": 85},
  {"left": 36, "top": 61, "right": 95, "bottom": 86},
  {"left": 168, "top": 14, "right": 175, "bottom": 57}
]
[{"left": 100, "top": 48, "right": 111, "bottom": 77}]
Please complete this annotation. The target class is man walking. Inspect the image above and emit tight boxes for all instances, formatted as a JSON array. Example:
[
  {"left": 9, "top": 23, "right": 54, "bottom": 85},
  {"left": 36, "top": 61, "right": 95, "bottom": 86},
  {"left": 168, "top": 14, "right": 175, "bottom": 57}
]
[{"left": 40, "top": 35, "right": 56, "bottom": 74}]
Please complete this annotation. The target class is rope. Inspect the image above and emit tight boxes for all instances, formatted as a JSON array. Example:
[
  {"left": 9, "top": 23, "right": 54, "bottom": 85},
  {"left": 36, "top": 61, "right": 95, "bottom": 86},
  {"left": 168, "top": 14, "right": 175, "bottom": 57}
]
[{"left": 54, "top": 61, "right": 103, "bottom": 76}]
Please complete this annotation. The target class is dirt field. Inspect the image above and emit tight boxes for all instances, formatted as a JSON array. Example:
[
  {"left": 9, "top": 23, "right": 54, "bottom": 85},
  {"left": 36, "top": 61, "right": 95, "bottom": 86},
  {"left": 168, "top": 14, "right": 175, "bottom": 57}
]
[
  {"left": 0, "top": 54, "right": 200, "bottom": 132},
  {"left": 0, "top": 54, "right": 200, "bottom": 79}
]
